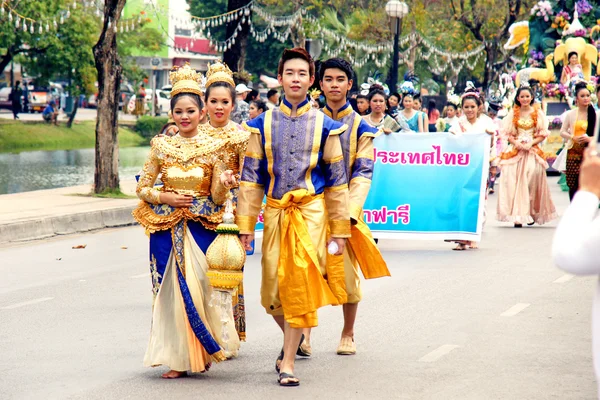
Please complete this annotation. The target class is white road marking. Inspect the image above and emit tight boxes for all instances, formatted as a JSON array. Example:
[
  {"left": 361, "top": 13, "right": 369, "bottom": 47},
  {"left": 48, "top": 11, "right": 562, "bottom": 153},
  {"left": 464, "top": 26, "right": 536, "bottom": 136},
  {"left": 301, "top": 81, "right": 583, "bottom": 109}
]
[
  {"left": 418, "top": 345, "right": 460, "bottom": 362},
  {"left": 2, "top": 297, "right": 54, "bottom": 310},
  {"left": 554, "top": 274, "right": 574, "bottom": 284},
  {"left": 79, "top": 280, "right": 87, "bottom": 282},
  {"left": 130, "top": 273, "right": 150, "bottom": 279},
  {"left": 501, "top": 303, "right": 531, "bottom": 317}
]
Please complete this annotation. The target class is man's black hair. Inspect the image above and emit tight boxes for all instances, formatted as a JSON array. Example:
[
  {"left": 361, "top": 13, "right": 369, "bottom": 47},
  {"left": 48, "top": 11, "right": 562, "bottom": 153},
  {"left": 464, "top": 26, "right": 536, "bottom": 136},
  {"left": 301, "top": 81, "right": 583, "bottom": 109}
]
[
  {"left": 319, "top": 58, "right": 354, "bottom": 82},
  {"left": 267, "top": 89, "right": 278, "bottom": 99}
]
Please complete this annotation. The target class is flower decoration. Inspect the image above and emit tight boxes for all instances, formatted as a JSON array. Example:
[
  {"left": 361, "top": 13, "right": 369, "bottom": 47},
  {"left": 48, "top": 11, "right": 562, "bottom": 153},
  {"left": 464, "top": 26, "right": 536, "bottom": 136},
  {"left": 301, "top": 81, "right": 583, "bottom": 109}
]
[
  {"left": 544, "top": 83, "right": 568, "bottom": 99},
  {"left": 360, "top": 77, "right": 384, "bottom": 96},
  {"left": 576, "top": 0, "right": 593, "bottom": 15},
  {"left": 399, "top": 81, "right": 416, "bottom": 96},
  {"left": 308, "top": 88, "right": 322, "bottom": 100},
  {"left": 531, "top": 1, "right": 554, "bottom": 21},
  {"left": 549, "top": 116, "right": 563, "bottom": 130},
  {"left": 446, "top": 89, "right": 461, "bottom": 107}
]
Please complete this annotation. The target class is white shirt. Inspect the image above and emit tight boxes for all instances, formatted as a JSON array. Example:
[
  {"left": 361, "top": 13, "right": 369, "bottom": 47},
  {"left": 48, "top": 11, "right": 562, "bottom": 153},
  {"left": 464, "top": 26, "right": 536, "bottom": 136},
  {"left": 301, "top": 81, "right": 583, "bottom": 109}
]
[
  {"left": 448, "top": 115, "right": 496, "bottom": 135},
  {"left": 552, "top": 190, "right": 600, "bottom": 393}
]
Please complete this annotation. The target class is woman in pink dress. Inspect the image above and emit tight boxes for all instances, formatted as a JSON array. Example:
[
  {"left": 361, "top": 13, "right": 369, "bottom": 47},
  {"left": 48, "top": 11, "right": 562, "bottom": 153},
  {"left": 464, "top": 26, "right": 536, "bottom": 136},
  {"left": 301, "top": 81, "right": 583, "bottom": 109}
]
[{"left": 496, "top": 85, "right": 557, "bottom": 227}]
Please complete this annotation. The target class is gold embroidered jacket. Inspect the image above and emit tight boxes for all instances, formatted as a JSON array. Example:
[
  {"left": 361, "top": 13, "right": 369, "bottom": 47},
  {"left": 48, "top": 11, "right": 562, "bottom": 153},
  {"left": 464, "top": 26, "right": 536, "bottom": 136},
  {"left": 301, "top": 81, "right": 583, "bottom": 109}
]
[
  {"left": 323, "top": 101, "right": 379, "bottom": 222},
  {"left": 133, "top": 123, "right": 249, "bottom": 232},
  {"left": 237, "top": 97, "right": 352, "bottom": 238}
]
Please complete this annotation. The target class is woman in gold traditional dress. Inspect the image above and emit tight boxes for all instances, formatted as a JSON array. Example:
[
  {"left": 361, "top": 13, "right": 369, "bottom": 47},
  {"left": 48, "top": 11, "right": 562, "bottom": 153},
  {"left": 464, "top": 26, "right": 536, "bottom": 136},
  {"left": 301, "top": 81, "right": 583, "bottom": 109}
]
[
  {"left": 496, "top": 85, "right": 557, "bottom": 227},
  {"left": 133, "top": 63, "right": 248, "bottom": 379},
  {"left": 559, "top": 82, "right": 596, "bottom": 201}
]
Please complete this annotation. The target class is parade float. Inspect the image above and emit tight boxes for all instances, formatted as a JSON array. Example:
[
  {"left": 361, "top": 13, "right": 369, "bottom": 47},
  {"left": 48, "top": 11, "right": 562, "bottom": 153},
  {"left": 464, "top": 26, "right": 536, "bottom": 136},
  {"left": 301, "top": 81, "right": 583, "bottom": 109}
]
[{"left": 503, "top": 0, "right": 600, "bottom": 167}]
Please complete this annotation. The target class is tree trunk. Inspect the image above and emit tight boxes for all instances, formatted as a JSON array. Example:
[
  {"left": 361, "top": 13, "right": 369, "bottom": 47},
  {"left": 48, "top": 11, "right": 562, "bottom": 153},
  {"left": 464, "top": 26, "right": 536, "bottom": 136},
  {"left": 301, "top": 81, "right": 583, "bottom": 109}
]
[
  {"left": 483, "top": 42, "right": 502, "bottom": 90},
  {"left": 290, "top": 18, "right": 305, "bottom": 49},
  {"left": 92, "top": 0, "right": 126, "bottom": 194},
  {"left": 406, "top": 23, "right": 418, "bottom": 73},
  {"left": 290, "top": 0, "right": 305, "bottom": 48},
  {"left": 66, "top": 97, "right": 79, "bottom": 128},
  {"left": 223, "top": 0, "right": 252, "bottom": 72},
  {"left": 0, "top": 54, "right": 13, "bottom": 78}
]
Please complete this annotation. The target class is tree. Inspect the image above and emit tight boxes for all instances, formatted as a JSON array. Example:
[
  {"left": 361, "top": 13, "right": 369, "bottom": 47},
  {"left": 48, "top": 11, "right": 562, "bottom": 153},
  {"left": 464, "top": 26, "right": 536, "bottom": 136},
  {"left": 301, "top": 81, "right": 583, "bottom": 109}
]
[
  {"left": 0, "top": 1, "right": 65, "bottom": 82},
  {"left": 449, "top": 0, "right": 532, "bottom": 88},
  {"left": 188, "top": 0, "right": 252, "bottom": 72},
  {"left": 118, "top": 25, "right": 164, "bottom": 83},
  {"left": 222, "top": 0, "right": 252, "bottom": 72},
  {"left": 19, "top": 9, "right": 99, "bottom": 127},
  {"left": 93, "top": 0, "right": 127, "bottom": 194}
]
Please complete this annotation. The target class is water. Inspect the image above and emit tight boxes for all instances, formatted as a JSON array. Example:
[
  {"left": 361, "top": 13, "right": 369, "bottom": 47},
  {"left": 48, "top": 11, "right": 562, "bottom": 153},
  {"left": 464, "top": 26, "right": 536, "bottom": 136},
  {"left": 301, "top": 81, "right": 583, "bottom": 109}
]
[{"left": 0, "top": 147, "right": 151, "bottom": 194}]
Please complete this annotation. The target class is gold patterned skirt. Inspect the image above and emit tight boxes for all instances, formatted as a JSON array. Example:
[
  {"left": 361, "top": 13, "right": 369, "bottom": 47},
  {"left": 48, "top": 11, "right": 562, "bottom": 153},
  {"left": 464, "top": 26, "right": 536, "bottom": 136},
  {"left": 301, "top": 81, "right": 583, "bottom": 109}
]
[{"left": 566, "top": 143, "right": 585, "bottom": 189}]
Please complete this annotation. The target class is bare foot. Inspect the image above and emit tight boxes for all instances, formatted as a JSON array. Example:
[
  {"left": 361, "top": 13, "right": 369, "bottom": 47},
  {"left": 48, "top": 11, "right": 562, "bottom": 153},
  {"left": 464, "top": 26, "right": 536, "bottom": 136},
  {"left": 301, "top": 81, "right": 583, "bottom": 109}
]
[
  {"left": 468, "top": 241, "right": 479, "bottom": 249},
  {"left": 161, "top": 370, "right": 187, "bottom": 379}
]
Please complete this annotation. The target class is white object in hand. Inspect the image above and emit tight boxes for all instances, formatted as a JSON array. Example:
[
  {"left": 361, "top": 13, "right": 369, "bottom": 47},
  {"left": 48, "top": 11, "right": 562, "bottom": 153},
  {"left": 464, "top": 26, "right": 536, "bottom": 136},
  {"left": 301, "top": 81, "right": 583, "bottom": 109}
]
[{"left": 328, "top": 241, "right": 339, "bottom": 255}]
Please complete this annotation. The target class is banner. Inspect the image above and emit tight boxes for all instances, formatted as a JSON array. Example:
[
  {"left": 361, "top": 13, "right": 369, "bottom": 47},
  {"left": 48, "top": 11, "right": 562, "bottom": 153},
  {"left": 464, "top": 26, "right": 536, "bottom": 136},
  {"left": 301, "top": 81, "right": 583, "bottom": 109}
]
[{"left": 365, "top": 132, "right": 490, "bottom": 241}]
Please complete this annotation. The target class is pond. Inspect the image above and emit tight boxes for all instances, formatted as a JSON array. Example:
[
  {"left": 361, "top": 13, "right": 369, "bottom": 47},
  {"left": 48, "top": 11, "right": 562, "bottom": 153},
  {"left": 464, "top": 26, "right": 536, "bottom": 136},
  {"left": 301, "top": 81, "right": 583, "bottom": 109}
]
[{"left": 0, "top": 146, "right": 150, "bottom": 194}]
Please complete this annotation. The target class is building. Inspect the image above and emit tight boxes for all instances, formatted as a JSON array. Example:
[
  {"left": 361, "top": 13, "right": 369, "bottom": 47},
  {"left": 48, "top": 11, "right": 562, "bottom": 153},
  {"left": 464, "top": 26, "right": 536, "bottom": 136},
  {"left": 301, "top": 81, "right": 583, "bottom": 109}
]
[{"left": 123, "top": 0, "right": 220, "bottom": 88}]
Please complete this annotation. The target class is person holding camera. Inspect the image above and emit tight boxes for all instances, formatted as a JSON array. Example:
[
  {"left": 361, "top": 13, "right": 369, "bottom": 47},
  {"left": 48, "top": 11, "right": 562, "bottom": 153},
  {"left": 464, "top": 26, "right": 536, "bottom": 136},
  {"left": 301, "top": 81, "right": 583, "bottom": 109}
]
[{"left": 553, "top": 146, "right": 600, "bottom": 392}]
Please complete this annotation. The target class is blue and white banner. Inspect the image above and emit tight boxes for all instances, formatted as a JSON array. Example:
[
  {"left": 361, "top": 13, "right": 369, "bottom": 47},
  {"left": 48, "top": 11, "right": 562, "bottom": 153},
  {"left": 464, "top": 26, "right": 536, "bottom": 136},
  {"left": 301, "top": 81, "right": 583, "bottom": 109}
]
[{"left": 365, "top": 133, "right": 490, "bottom": 241}]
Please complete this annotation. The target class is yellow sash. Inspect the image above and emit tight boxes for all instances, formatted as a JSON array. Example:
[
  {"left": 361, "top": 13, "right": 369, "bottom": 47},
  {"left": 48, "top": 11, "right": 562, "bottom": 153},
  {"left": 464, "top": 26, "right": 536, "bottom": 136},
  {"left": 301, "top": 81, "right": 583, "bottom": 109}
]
[
  {"left": 266, "top": 190, "right": 339, "bottom": 328},
  {"left": 348, "top": 216, "right": 391, "bottom": 279}
]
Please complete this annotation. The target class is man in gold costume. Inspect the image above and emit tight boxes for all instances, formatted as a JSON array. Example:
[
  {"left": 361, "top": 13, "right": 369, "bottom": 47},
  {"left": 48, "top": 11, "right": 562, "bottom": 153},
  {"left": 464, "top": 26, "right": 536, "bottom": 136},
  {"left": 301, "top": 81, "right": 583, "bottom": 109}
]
[
  {"left": 316, "top": 58, "right": 390, "bottom": 356},
  {"left": 236, "top": 48, "right": 351, "bottom": 387}
]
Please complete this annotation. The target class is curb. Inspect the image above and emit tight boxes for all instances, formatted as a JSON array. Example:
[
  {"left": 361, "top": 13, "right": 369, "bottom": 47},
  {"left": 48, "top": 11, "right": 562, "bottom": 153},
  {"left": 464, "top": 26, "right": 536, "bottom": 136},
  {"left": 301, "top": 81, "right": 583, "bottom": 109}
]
[{"left": 0, "top": 205, "right": 138, "bottom": 244}]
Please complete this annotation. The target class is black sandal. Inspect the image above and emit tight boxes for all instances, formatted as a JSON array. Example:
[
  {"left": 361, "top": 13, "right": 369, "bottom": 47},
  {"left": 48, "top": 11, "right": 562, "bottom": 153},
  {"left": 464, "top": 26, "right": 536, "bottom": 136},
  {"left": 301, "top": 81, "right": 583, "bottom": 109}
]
[
  {"left": 296, "top": 334, "right": 311, "bottom": 357},
  {"left": 275, "top": 349, "right": 284, "bottom": 373},
  {"left": 276, "top": 334, "right": 308, "bottom": 373},
  {"left": 278, "top": 372, "right": 300, "bottom": 387}
]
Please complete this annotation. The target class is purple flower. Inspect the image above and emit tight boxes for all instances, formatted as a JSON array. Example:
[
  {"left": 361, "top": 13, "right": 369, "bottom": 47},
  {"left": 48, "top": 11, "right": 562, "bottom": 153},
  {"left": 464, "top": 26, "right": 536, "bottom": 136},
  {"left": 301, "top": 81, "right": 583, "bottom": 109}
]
[
  {"left": 552, "top": 117, "right": 562, "bottom": 125},
  {"left": 576, "top": 0, "right": 592, "bottom": 15}
]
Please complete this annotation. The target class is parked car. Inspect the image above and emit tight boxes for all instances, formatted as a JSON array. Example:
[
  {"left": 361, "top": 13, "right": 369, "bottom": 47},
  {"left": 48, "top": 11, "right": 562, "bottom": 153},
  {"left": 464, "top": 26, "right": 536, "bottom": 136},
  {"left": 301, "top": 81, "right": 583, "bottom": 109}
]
[
  {"left": 86, "top": 83, "right": 133, "bottom": 110},
  {"left": 0, "top": 87, "right": 13, "bottom": 109},
  {"left": 87, "top": 93, "right": 98, "bottom": 108},
  {"left": 127, "top": 89, "right": 170, "bottom": 116}
]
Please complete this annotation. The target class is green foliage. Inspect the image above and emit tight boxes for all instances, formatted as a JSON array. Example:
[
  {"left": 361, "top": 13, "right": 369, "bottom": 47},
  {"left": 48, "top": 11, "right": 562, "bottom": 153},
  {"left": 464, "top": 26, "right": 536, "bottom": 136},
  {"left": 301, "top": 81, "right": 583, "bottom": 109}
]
[
  {"left": 134, "top": 116, "right": 168, "bottom": 141},
  {"left": 118, "top": 25, "right": 165, "bottom": 83},
  {"left": 18, "top": 8, "right": 99, "bottom": 97},
  {"left": 0, "top": 0, "right": 164, "bottom": 95},
  {"left": 90, "top": 188, "right": 135, "bottom": 199},
  {"left": 187, "top": 0, "right": 227, "bottom": 41},
  {"left": 0, "top": 120, "right": 144, "bottom": 152},
  {"left": 0, "top": 0, "right": 68, "bottom": 83}
]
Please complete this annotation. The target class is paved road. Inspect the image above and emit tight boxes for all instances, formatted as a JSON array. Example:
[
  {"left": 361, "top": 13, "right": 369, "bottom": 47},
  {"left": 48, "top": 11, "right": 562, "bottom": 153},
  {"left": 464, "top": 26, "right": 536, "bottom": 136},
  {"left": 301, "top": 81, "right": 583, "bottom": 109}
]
[{"left": 0, "top": 180, "right": 597, "bottom": 400}]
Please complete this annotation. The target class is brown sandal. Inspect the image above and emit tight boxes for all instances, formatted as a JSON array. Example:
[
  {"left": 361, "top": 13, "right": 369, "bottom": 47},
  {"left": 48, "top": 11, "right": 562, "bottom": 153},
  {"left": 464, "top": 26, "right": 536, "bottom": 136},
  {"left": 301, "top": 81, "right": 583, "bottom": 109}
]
[{"left": 453, "top": 243, "right": 467, "bottom": 251}]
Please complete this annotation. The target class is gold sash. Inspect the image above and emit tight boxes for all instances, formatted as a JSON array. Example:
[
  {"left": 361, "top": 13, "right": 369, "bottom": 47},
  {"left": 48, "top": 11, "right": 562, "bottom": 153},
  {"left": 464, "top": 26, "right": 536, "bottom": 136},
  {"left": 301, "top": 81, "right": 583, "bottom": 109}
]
[
  {"left": 266, "top": 190, "right": 339, "bottom": 328},
  {"left": 347, "top": 217, "right": 390, "bottom": 279}
]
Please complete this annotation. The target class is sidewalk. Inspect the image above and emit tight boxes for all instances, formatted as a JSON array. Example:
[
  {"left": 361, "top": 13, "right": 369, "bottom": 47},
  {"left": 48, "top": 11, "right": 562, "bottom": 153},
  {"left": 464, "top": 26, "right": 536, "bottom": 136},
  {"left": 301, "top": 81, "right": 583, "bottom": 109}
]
[
  {"left": 0, "top": 108, "right": 137, "bottom": 123},
  {"left": 0, "top": 180, "right": 139, "bottom": 244}
]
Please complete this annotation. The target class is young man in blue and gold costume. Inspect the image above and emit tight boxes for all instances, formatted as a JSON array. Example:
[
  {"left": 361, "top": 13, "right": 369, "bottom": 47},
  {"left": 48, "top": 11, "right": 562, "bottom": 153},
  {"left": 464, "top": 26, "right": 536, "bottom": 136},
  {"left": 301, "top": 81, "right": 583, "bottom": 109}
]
[
  {"left": 236, "top": 48, "right": 351, "bottom": 387},
  {"left": 315, "top": 58, "right": 390, "bottom": 356}
]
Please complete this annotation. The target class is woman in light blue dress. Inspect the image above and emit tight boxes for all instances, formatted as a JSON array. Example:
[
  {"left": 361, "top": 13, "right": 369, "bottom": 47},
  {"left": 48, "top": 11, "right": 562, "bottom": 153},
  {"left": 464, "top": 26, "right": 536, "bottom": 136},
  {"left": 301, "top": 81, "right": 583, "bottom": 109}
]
[{"left": 396, "top": 93, "right": 425, "bottom": 132}]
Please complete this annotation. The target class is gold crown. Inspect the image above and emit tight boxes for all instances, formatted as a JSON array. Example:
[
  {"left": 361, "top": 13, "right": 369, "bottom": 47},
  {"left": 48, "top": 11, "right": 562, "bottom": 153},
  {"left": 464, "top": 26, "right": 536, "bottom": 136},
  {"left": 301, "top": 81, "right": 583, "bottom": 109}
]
[
  {"left": 169, "top": 63, "right": 203, "bottom": 97},
  {"left": 205, "top": 62, "right": 235, "bottom": 89}
]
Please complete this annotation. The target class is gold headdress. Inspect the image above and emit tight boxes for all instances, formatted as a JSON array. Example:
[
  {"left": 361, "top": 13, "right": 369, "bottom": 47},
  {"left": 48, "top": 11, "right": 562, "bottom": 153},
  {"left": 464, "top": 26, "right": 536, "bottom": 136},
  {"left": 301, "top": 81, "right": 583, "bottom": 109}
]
[
  {"left": 169, "top": 63, "right": 203, "bottom": 97},
  {"left": 205, "top": 61, "right": 235, "bottom": 89}
]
